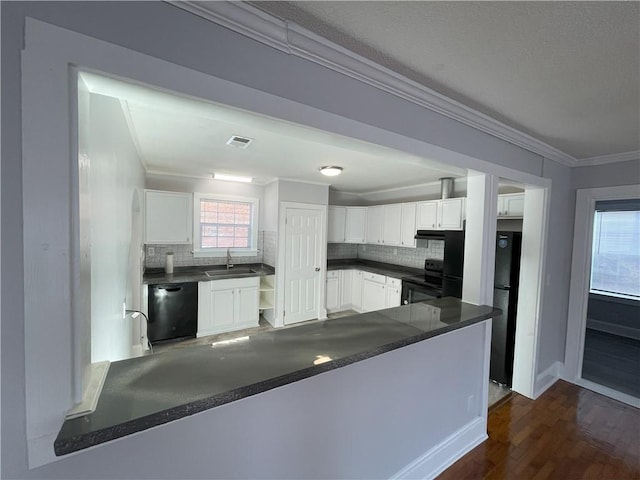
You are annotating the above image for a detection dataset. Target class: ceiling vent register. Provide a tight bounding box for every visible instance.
[226,135,253,148]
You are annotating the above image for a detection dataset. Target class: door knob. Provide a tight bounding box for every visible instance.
[315,267,320,272]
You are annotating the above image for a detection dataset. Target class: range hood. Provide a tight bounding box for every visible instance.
[414,230,445,241]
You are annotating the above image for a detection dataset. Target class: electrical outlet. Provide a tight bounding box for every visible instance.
[148,246,155,256]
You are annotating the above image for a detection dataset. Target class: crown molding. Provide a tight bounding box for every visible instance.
[576,150,640,167]
[171,1,579,167]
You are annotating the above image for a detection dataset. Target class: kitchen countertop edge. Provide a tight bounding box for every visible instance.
[53,303,496,457]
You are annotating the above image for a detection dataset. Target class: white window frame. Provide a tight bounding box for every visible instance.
[192,193,260,257]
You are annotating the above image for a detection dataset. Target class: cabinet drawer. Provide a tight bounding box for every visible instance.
[386,276,401,288]
[362,272,385,284]
[326,270,341,279]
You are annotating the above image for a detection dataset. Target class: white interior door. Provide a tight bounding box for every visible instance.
[284,207,323,324]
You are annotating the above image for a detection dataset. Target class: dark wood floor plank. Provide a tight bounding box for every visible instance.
[438,380,640,480]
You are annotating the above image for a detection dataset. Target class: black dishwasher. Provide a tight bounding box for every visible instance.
[148,282,198,343]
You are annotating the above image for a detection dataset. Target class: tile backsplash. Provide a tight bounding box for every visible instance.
[148,235,444,270]
[146,231,269,269]
[328,240,444,268]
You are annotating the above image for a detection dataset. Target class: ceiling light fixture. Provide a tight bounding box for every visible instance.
[319,166,343,177]
[213,173,253,183]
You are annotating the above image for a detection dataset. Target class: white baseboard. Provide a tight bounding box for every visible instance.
[391,417,487,480]
[534,361,562,399]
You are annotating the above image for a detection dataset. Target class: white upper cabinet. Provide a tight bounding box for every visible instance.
[416,201,438,230]
[144,190,192,244]
[439,198,465,230]
[344,207,367,243]
[328,206,346,243]
[366,205,384,244]
[382,204,402,246]
[497,193,525,218]
[416,198,465,231]
[400,202,417,248]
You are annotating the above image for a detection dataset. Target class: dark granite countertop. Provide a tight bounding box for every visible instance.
[327,258,424,278]
[143,263,275,284]
[54,298,500,456]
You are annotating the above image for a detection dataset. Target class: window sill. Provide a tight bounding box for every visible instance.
[589,291,640,306]
[192,249,258,258]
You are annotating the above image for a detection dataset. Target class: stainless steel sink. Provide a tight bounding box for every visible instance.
[205,268,257,277]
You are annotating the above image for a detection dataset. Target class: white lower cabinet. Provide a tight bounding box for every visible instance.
[340,270,352,310]
[385,277,401,308]
[326,269,401,314]
[351,270,363,312]
[198,277,259,337]
[362,277,387,312]
[325,271,341,312]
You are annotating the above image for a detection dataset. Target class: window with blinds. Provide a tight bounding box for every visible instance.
[590,201,640,299]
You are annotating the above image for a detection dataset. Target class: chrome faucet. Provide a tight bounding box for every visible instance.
[226,248,234,270]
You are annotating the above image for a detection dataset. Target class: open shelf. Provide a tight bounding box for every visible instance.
[259,275,275,310]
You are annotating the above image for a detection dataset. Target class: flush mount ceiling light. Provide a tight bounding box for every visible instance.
[226,135,253,149]
[213,173,253,183]
[319,166,343,177]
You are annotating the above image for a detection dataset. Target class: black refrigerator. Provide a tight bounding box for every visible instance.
[442,230,465,298]
[491,232,522,386]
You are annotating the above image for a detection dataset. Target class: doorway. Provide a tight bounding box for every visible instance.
[565,185,640,407]
[581,199,640,398]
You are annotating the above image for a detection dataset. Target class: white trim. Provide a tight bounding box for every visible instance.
[64,361,110,420]
[533,361,562,399]
[174,1,577,167]
[511,187,550,399]
[391,417,487,480]
[564,184,640,392]
[577,150,640,167]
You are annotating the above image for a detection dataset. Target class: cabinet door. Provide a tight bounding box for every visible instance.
[211,286,235,331]
[236,285,259,327]
[416,201,438,230]
[385,285,401,308]
[328,206,346,243]
[340,270,352,309]
[326,274,340,311]
[439,198,465,230]
[382,204,402,246]
[366,206,384,244]
[351,270,363,312]
[400,203,417,248]
[503,194,525,217]
[145,190,192,244]
[197,282,213,336]
[345,207,367,243]
[362,279,386,312]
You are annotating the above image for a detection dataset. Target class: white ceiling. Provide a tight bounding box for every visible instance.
[252,1,640,161]
[81,72,466,194]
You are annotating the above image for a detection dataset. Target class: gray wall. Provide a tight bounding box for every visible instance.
[1,1,573,477]
[571,158,640,190]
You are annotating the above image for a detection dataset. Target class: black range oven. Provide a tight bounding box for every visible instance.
[401,259,444,305]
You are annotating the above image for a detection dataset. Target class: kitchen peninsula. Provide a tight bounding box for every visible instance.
[55,298,499,478]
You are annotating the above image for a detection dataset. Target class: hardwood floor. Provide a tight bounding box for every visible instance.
[438,380,640,480]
